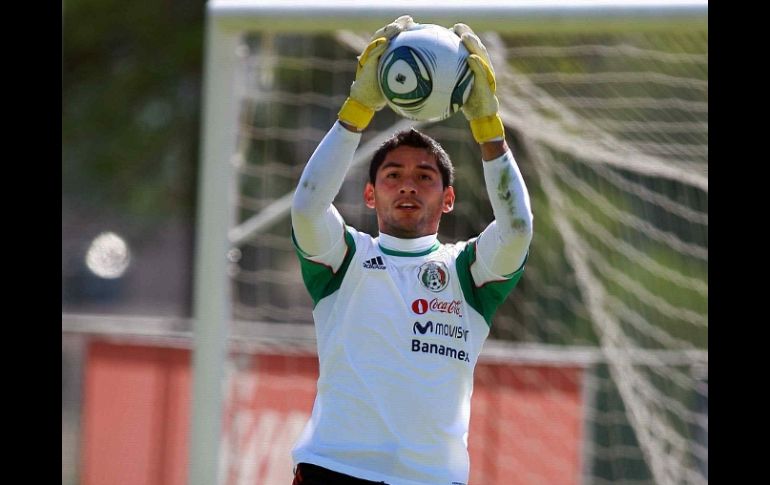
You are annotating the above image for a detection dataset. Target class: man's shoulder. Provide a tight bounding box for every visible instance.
[438,238,477,259]
[345,225,376,248]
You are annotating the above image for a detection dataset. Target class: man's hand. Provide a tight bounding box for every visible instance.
[339,15,416,132]
[453,23,505,144]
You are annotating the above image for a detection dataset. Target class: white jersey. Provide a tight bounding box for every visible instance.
[291,226,525,485]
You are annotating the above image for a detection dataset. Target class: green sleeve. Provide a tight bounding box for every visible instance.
[455,239,527,327]
[292,227,357,307]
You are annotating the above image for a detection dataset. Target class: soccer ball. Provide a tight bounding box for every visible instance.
[378,24,474,122]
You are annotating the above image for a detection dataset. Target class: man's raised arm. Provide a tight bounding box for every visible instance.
[292,16,414,259]
[454,23,534,279]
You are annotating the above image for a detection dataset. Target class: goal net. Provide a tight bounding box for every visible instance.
[197,3,707,484]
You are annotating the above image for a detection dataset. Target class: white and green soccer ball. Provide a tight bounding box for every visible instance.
[378,23,474,122]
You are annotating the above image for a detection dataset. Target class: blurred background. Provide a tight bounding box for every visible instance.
[62,0,203,317]
[62,1,204,483]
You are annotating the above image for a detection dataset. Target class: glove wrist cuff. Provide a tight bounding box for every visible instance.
[470,114,505,144]
[338,97,375,131]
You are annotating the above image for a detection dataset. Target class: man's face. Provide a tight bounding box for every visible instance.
[364,145,455,238]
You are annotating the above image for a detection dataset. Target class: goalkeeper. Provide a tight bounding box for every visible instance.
[290,16,533,485]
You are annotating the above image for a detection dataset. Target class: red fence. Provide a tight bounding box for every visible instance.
[80,340,585,485]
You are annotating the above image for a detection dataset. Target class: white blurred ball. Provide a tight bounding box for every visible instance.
[378,24,474,122]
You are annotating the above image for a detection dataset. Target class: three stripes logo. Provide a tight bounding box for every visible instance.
[362,255,386,270]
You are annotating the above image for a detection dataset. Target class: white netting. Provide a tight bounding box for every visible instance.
[227,25,707,485]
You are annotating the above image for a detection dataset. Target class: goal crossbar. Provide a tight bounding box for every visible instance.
[209,0,708,33]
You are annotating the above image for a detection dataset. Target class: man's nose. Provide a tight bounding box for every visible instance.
[399,178,417,194]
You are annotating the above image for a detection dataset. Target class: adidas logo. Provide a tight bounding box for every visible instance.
[362,256,386,270]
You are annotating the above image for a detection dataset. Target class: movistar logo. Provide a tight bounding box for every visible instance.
[413,320,468,341]
[413,320,433,334]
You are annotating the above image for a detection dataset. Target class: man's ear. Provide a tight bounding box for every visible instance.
[364,182,376,209]
[442,186,455,213]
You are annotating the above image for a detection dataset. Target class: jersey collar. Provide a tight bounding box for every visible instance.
[377,232,440,257]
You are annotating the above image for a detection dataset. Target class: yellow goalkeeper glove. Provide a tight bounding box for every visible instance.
[339,15,416,131]
[452,23,505,144]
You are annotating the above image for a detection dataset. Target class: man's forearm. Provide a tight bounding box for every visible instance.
[475,147,533,276]
[339,119,365,134]
[293,121,360,213]
[291,121,361,256]
[480,139,507,161]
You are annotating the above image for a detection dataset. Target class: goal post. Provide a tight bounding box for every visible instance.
[192,2,708,484]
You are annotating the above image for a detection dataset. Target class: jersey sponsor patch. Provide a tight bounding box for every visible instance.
[362,256,386,269]
[412,320,468,342]
[411,338,471,363]
[418,261,449,292]
[411,298,463,317]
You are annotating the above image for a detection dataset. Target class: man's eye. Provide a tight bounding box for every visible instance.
[386,172,398,178]
[420,174,432,181]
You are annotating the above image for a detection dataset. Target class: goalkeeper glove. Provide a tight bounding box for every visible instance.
[453,23,505,144]
[339,15,416,131]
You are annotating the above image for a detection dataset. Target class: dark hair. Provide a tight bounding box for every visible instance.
[369,129,454,188]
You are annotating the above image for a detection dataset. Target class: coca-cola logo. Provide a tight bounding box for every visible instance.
[411,298,463,317]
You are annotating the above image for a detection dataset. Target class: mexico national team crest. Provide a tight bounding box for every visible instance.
[418,261,449,292]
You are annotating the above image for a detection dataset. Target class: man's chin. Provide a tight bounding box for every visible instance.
[386,222,432,239]
[382,224,419,239]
